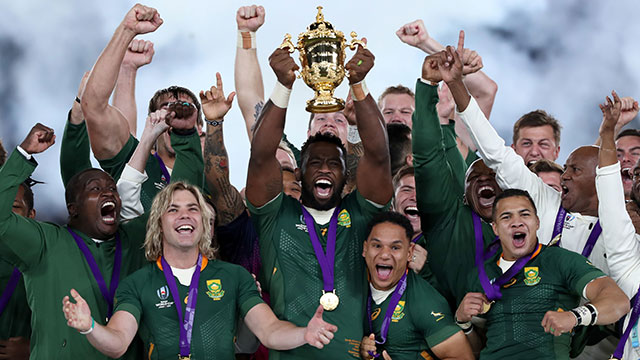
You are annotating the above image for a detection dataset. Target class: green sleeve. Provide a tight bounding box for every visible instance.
[246,193,284,250]
[60,113,92,187]
[113,273,143,324]
[411,276,461,348]
[0,150,51,271]
[350,189,391,219]
[441,122,467,193]
[236,265,265,317]
[170,130,204,189]
[281,133,301,166]
[552,248,607,296]
[465,151,479,168]
[412,80,463,231]
[98,135,138,182]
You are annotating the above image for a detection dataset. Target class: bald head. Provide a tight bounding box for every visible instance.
[561,146,598,216]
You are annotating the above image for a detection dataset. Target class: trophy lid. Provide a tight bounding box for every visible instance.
[307,6,335,32]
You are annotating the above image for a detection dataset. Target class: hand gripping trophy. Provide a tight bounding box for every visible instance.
[279,6,365,113]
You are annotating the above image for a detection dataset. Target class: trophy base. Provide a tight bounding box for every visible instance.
[305,97,345,113]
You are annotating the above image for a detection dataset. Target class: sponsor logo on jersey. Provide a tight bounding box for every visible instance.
[391,301,405,322]
[523,267,541,286]
[295,216,308,232]
[206,279,225,300]
[337,209,351,227]
[431,311,445,322]
[154,181,167,190]
[563,214,575,230]
[371,308,381,321]
[157,286,169,300]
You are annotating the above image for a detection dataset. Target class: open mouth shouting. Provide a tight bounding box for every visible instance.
[100,200,117,225]
[512,231,527,248]
[375,263,394,282]
[477,185,496,208]
[314,178,334,199]
[175,224,195,234]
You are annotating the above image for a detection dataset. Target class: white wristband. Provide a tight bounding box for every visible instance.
[571,305,594,326]
[16,146,32,160]
[347,124,361,144]
[79,317,95,335]
[349,80,369,101]
[270,81,292,109]
[237,30,256,49]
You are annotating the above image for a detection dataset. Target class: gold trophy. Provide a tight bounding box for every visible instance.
[279,6,365,113]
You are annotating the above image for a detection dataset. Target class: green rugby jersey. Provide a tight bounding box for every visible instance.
[99,131,204,211]
[366,271,460,360]
[0,150,148,359]
[60,115,92,188]
[0,258,31,339]
[248,191,389,359]
[412,80,495,309]
[466,245,606,360]
[114,258,263,360]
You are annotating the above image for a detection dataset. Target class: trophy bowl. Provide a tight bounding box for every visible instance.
[279,6,365,113]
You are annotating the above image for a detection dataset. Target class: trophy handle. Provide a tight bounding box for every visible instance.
[347,31,367,50]
[279,33,297,53]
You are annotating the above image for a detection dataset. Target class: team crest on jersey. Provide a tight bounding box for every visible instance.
[523,267,541,286]
[391,301,406,322]
[337,209,351,228]
[431,311,445,322]
[206,279,225,300]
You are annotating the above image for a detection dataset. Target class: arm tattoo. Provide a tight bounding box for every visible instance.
[250,100,265,133]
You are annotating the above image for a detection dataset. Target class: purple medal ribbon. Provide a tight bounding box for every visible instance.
[366,270,409,358]
[478,242,542,301]
[153,152,171,184]
[472,211,500,268]
[612,286,640,359]
[67,228,122,318]
[161,254,202,358]
[411,233,423,244]
[550,206,567,244]
[550,206,602,258]
[301,207,340,294]
[0,267,22,317]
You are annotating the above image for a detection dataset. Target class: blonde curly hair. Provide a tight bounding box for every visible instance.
[144,181,216,261]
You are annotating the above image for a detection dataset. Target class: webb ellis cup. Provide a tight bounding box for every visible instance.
[279,6,365,113]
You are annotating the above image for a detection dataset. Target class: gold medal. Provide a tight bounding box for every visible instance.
[319,290,339,311]
[480,301,493,314]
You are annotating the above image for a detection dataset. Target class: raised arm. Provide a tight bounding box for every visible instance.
[113,39,155,137]
[594,95,639,145]
[246,48,298,207]
[117,110,170,220]
[61,72,92,187]
[244,304,337,350]
[345,45,393,204]
[63,289,138,359]
[596,91,640,297]
[201,73,245,226]
[81,4,162,160]
[234,5,266,141]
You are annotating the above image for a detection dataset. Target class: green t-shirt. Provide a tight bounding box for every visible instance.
[60,115,92,188]
[99,131,204,211]
[0,259,31,339]
[0,150,148,359]
[466,246,606,360]
[412,80,495,309]
[366,271,460,360]
[114,258,263,360]
[248,191,389,359]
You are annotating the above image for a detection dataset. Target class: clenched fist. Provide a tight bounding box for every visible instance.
[121,4,163,35]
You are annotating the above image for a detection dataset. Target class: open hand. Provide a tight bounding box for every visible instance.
[200,73,236,121]
[345,40,374,84]
[599,90,622,135]
[19,123,55,154]
[122,39,154,70]
[121,4,163,35]
[304,305,338,349]
[62,289,93,332]
[269,48,299,89]
[237,5,265,32]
